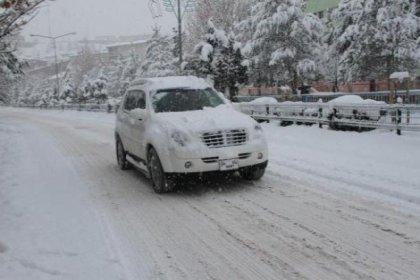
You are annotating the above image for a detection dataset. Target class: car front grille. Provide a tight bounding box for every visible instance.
[201,129,248,148]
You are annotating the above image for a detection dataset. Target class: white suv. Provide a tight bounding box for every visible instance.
[115,76,268,193]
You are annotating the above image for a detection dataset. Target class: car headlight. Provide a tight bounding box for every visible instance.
[171,130,190,147]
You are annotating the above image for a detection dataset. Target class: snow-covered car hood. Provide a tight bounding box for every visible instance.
[153,105,256,134]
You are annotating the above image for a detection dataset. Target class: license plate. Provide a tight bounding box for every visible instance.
[219,159,239,171]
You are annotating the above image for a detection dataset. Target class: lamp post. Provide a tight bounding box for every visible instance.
[177,0,182,66]
[160,0,195,67]
[30,32,76,97]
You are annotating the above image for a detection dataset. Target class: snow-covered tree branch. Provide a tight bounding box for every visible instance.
[141,30,178,78]
[185,0,252,49]
[0,0,48,104]
[329,0,420,83]
[0,0,47,40]
[237,0,324,94]
[185,20,248,99]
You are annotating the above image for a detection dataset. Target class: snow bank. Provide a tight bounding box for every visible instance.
[262,122,420,213]
[390,71,410,82]
[328,95,386,119]
[328,95,367,105]
[249,97,279,104]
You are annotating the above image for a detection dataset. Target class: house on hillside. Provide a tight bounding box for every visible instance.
[106,38,151,60]
[306,0,339,19]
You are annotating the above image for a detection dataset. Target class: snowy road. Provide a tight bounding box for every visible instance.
[1,108,420,280]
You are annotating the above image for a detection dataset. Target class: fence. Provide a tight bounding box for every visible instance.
[14,102,420,135]
[239,102,420,135]
[234,89,420,104]
[17,103,119,113]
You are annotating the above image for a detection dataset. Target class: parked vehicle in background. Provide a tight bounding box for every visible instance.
[327,95,387,131]
[115,76,269,193]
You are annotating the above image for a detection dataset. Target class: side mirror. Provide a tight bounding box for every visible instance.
[130,109,147,121]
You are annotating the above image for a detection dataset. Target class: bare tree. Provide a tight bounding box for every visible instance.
[0,0,48,104]
[0,0,47,40]
[185,0,250,50]
[72,39,99,88]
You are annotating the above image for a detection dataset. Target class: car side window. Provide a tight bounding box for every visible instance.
[134,90,146,110]
[124,90,146,111]
[124,92,135,111]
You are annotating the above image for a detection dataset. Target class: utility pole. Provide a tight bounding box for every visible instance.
[159,0,195,68]
[177,0,183,66]
[30,32,76,97]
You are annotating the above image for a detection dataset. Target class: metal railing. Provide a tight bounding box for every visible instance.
[239,102,420,135]
[16,103,120,113]
[12,102,420,135]
[234,89,420,104]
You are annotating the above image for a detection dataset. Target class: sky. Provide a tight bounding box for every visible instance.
[23,0,178,40]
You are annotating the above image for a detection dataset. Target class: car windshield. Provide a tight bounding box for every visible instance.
[151,88,225,113]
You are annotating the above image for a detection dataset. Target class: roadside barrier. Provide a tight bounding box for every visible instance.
[16,104,119,113]
[239,103,420,135]
[13,102,420,135]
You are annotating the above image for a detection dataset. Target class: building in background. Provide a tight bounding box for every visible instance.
[106,38,151,60]
[306,0,339,19]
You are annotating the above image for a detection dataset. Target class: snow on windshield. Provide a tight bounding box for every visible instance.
[151,88,225,113]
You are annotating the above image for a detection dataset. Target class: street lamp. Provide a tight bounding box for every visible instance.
[30,32,76,97]
[159,0,195,67]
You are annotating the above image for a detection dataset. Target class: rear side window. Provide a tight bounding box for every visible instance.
[124,90,146,111]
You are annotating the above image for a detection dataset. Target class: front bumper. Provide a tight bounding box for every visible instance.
[162,140,268,173]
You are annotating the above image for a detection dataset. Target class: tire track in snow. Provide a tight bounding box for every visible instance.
[264,163,420,248]
[269,158,420,208]
[6,109,420,280]
[236,178,420,279]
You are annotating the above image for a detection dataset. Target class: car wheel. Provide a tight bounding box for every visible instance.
[148,148,176,193]
[239,165,266,180]
[116,138,131,170]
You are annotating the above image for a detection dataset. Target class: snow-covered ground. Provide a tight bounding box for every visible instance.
[1,107,420,280]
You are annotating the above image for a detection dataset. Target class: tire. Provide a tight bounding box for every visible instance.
[239,164,266,181]
[116,138,131,170]
[148,148,176,193]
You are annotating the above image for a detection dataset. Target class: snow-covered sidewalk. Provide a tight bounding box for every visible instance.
[0,112,124,280]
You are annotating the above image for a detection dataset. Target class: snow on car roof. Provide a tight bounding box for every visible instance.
[129,76,211,91]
